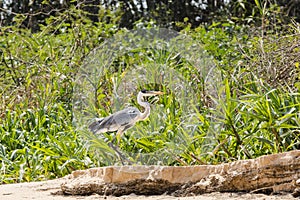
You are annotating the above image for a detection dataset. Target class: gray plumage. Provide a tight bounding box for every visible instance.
[89,107,140,134]
[89,90,163,143]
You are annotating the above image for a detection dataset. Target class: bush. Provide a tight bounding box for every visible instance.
[0,5,299,183]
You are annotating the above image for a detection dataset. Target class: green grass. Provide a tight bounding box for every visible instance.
[0,6,299,183]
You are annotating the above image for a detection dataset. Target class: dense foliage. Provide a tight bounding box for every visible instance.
[1,0,300,31]
[0,1,299,183]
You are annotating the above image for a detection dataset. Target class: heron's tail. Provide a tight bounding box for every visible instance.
[88,118,104,134]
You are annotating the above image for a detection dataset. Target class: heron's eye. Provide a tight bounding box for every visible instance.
[129,110,136,113]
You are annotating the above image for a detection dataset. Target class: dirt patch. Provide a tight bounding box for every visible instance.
[0,179,297,200]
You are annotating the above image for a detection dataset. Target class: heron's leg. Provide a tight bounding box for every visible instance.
[110,130,122,145]
[116,129,123,146]
[107,142,125,165]
[108,142,132,165]
[109,130,132,165]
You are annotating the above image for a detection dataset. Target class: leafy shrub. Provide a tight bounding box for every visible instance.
[0,4,299,183]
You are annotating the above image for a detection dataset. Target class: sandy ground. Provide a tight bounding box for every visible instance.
[0,178,297,200]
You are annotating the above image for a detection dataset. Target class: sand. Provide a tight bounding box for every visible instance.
[0,178,297,200]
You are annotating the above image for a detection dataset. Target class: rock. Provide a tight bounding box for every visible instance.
[292,179,300,197]
[61,150,300,196]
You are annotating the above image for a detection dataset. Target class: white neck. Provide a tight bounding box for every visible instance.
[137,91,151,120]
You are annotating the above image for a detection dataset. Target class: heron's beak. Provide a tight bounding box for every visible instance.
[148,91,164,95]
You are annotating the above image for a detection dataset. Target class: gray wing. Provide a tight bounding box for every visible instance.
[89,107,140,134]
[88,117,104,134]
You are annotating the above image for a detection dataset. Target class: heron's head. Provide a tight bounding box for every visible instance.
[140,90,164,97]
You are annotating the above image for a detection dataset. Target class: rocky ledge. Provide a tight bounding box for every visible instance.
[61,150,300,197]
